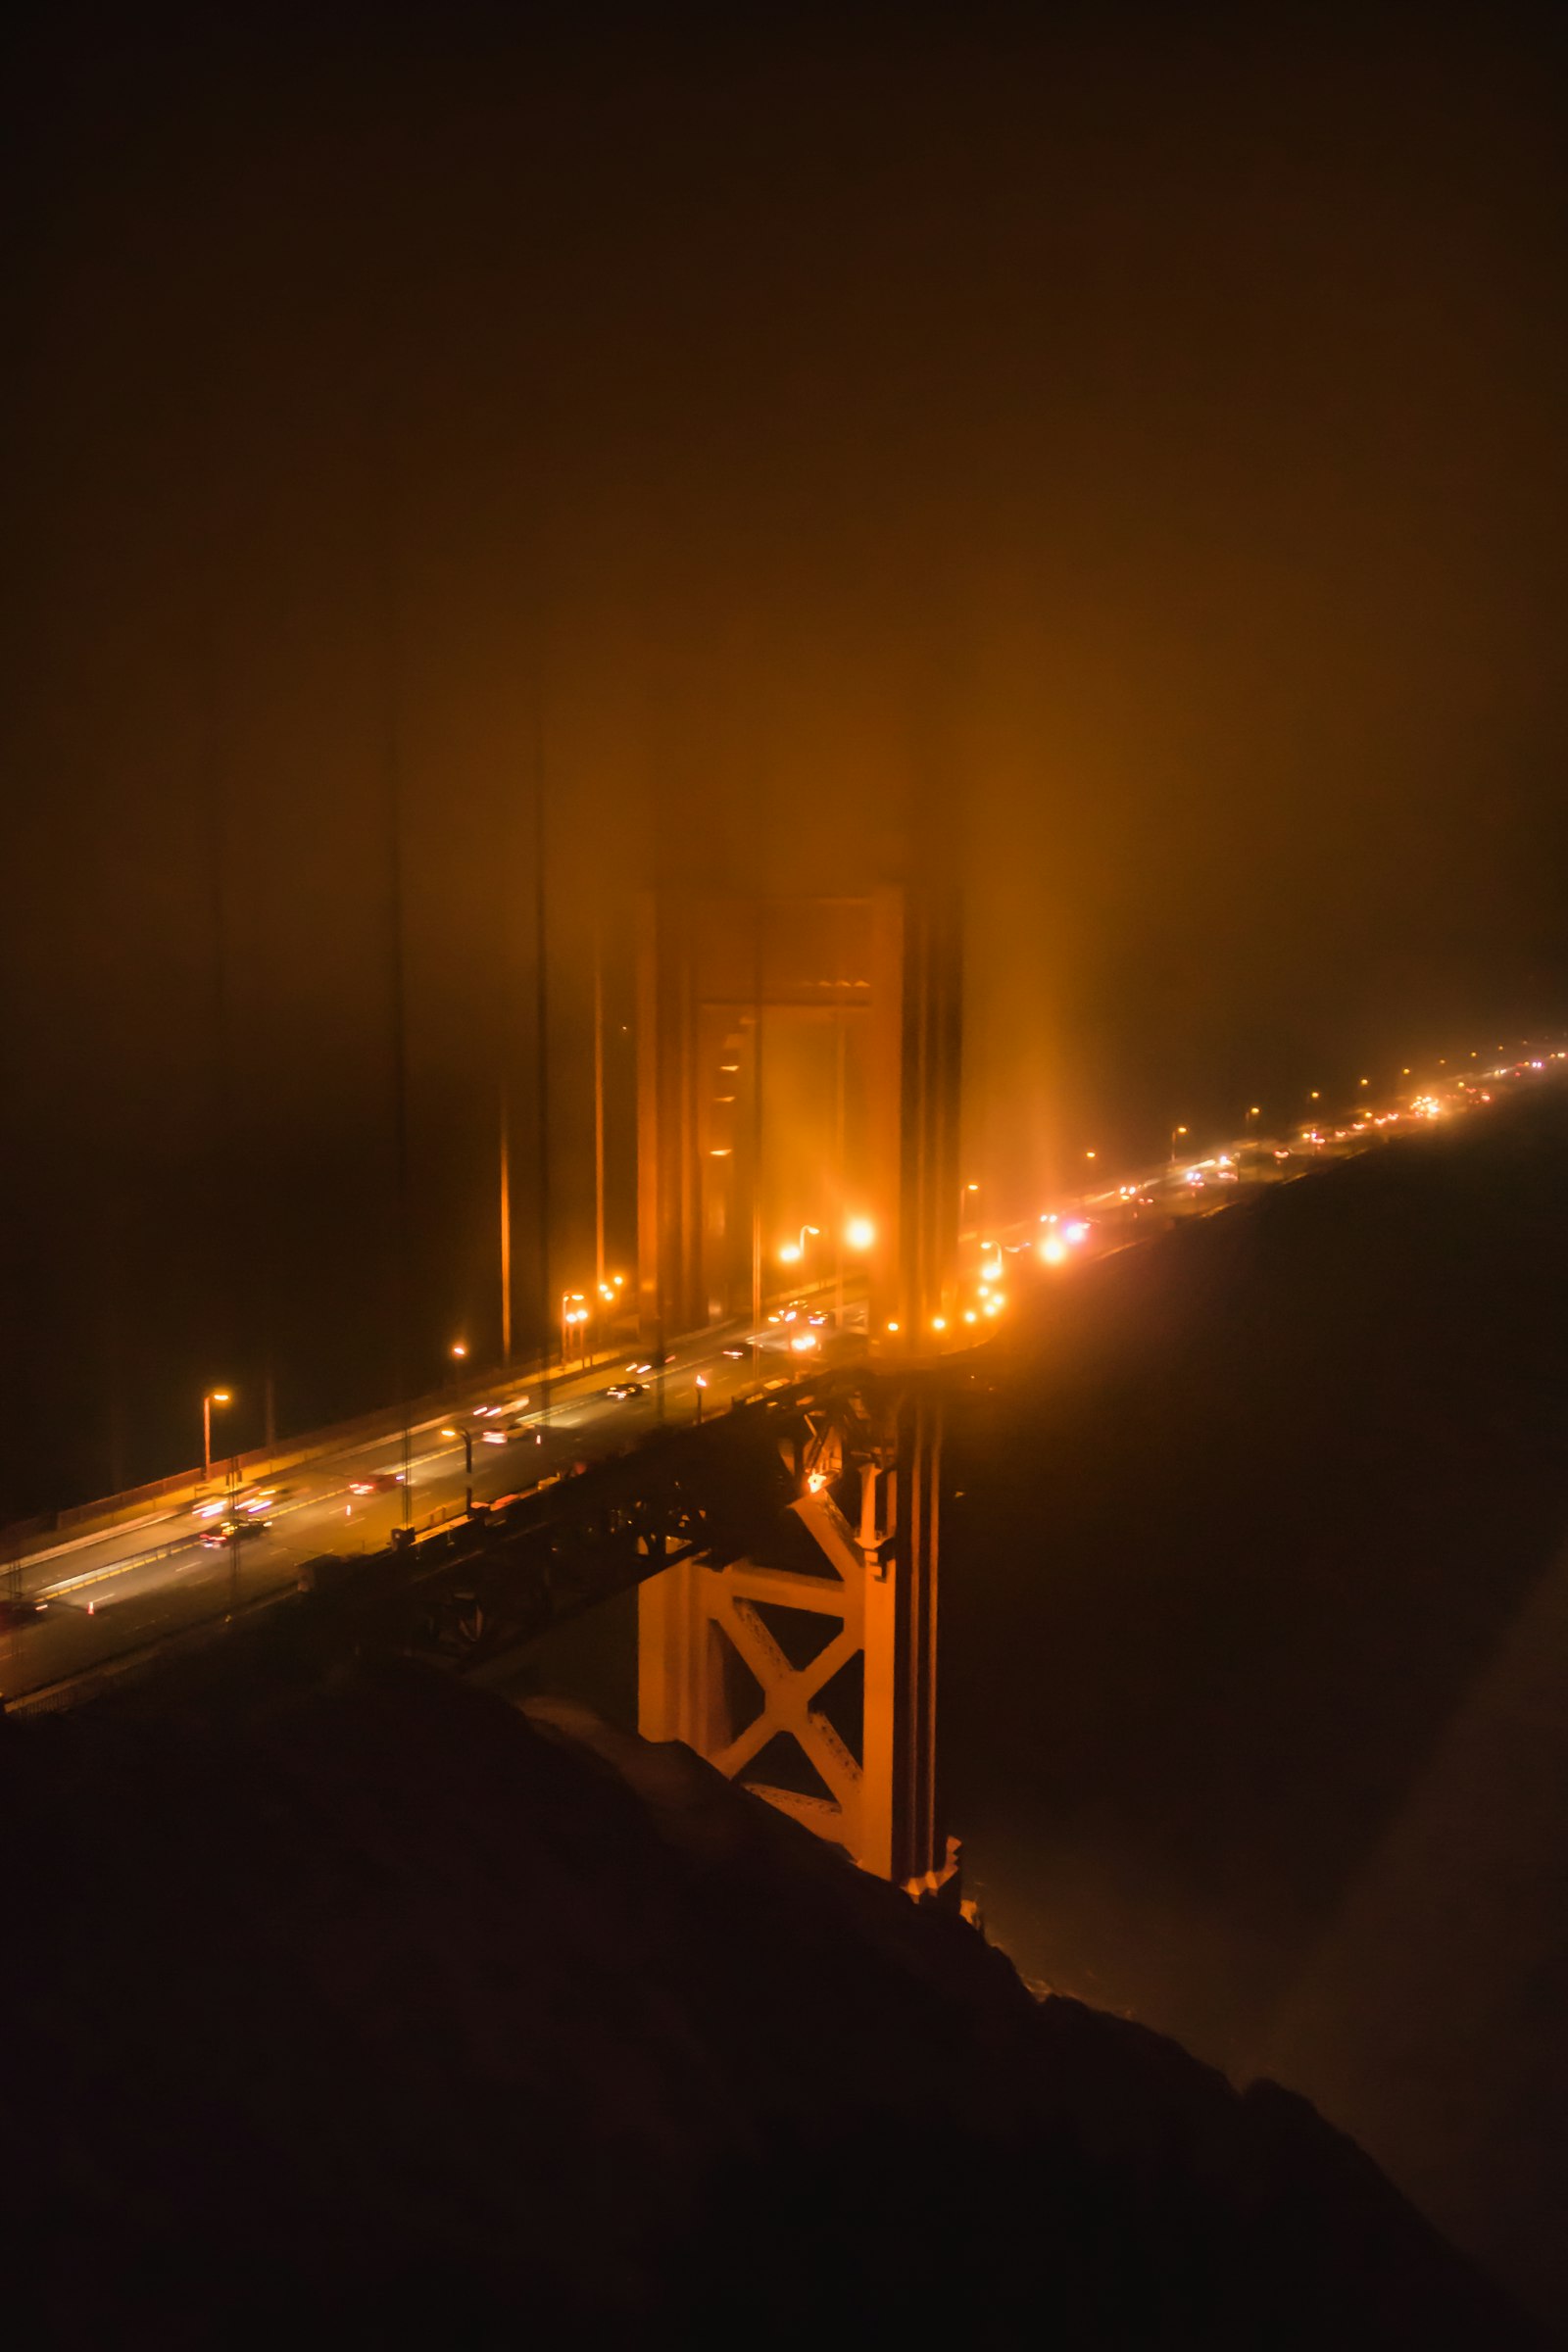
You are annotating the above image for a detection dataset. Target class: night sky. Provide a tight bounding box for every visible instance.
[3,4,1564,1512]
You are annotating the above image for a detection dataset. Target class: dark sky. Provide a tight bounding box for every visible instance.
[3,3,1564,1509]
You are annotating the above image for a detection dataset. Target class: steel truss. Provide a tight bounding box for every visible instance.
[639,1374,957,1900]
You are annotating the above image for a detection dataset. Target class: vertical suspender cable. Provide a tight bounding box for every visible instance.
[533,697,551,1423]
[381,529,414,1530]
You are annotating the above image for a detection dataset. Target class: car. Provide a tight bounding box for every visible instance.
[240,1485,291,1512]
[349,1471,404,1495]
[193,1481,289,1519]
[606,1381,647,1400]
[199,1516,270,1547]
[0,1597,52,1629]
[722,1346,747,1358]
[807,1309,828,1326]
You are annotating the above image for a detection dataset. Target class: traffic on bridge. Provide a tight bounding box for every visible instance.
[8,1040,1558,1713]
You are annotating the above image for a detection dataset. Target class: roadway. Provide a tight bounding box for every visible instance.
[5,1044,1560,1708]
[0,1307,860,1705]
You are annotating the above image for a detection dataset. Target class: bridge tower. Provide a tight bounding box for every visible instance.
[636,884,962,1897]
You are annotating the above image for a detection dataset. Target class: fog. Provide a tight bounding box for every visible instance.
[4,5,1563,1511]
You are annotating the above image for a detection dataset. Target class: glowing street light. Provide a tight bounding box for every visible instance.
[845,1215,875,1252]
[695,1373,708,1426]
[202,1388,231,1488]
[440,1425,474,1514]
[1169,1124,1188,1164]
[1243,1104,1262,1172]
[778,1223,820,1267]
[561,1292,590,1364]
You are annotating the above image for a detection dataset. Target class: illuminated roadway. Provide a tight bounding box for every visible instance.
[4,1046,1560,1708]
[0,1308,858,1704]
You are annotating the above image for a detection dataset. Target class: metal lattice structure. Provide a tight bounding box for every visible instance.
[634,878,961,1895]
[638,1376,954,1896]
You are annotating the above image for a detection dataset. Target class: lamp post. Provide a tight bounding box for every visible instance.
[440,1425,473,1516]
[1169,1124,1188,1166]
[773,1226,820,1317]
[202,1389,231,1488]
[695,1374,708,1427]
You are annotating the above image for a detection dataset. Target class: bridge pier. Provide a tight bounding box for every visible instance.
[637,1380,956,1895]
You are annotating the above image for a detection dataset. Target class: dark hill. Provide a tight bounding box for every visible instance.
[0,1666,1541,2345]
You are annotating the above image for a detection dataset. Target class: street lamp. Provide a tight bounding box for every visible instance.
[778,1223,820,1266]
[844,1215,875,1252]
[1243,1105,1262,1181]
[440,1425,473,1515]
[695,1373,708,1427]
[1169,1124,1188,1165]
[561,1293,589,1364]
[202,1389,231,1488]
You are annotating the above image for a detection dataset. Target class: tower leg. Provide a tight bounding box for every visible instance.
[636,1383,957,1903]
